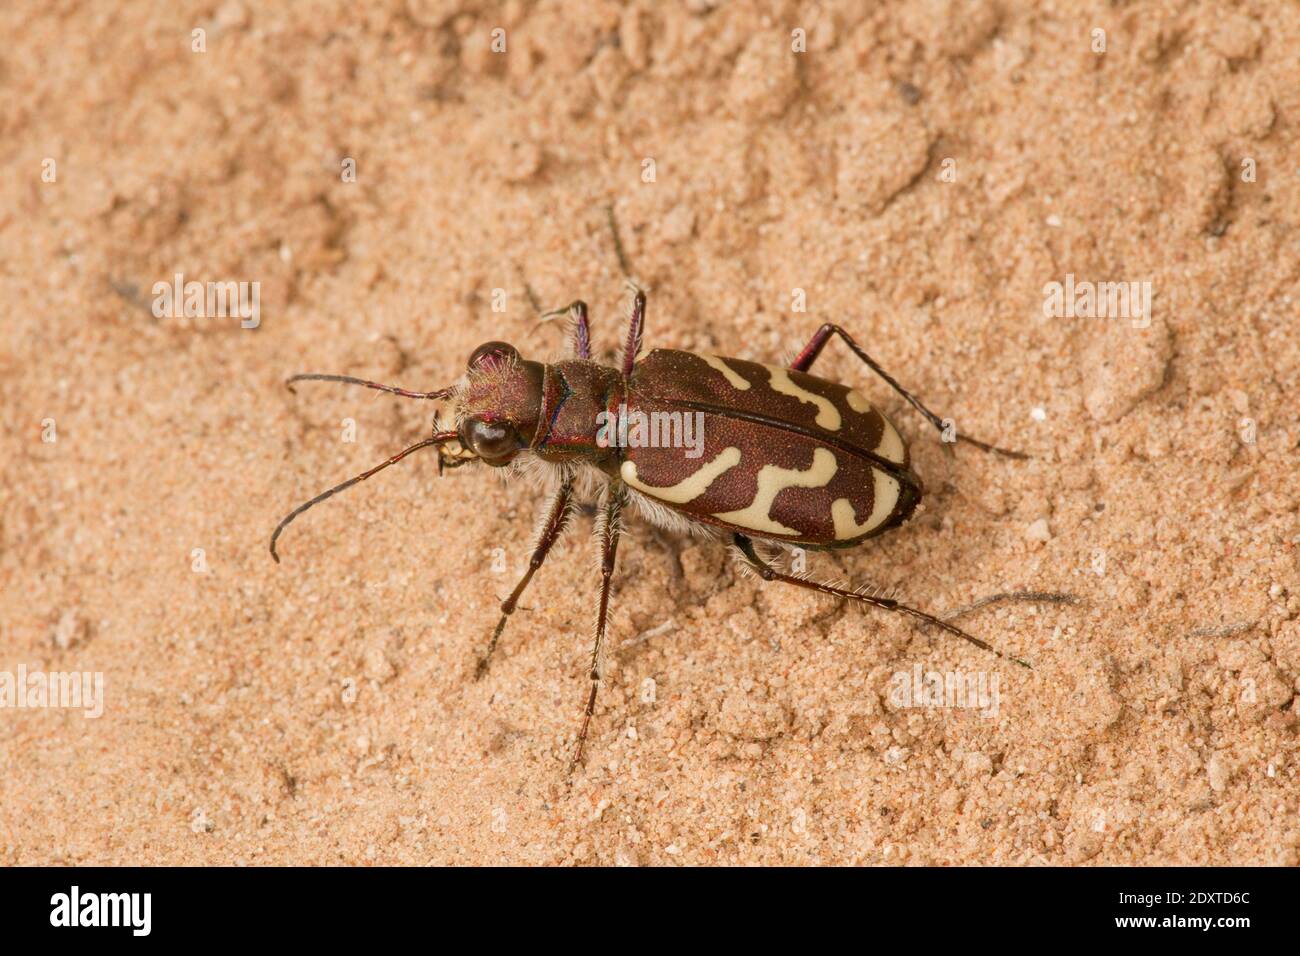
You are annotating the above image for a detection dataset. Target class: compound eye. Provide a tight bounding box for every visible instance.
[462,417,520,464]
[468,341,519,370]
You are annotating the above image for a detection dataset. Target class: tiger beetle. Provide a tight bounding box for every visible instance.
[271,287,1052,773]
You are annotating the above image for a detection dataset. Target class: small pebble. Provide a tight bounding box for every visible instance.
[885,745,910,765]
[51,610,89,649]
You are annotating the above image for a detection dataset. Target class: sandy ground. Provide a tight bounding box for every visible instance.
[1,0,1297,866]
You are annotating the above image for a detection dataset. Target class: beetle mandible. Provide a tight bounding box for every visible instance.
[271,287,1036,772]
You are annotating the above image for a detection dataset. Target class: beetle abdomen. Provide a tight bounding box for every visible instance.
[621,351,921,546]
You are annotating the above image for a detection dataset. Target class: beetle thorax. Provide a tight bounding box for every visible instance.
[532,361,625,465]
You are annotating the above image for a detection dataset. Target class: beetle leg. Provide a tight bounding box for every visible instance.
[569,485,626,774]
[606,200,645,375]
[537,300,592,360]
[475,476,574,680]
[569,301,592,360]
[732,534,1031,668]
[790,323,1028,460]
[940,590,1080,621]
[620,286,646,377]
[606,203,634,279]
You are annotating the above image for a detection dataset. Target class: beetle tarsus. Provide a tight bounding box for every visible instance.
[942,590,1081,621]
[606,203,634,280]
[567,678,600,776]
[474,613,510,681]
[732,534,1030,667]
[956,433,1031,460]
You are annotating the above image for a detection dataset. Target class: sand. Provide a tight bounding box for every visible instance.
[1,0,1296,865]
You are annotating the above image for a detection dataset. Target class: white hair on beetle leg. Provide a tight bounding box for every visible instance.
[522,464,575,555]
[850,581,902,603]
[568,461,610,503]
[730,544,759,577]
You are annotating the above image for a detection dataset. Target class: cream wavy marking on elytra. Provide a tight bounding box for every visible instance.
[620,446,742,504]
[846,389,906,464]
[831,471,901,539]
[763,365,842,431]
[699,353,752,390]
[713,447,839,536]
[701,355,895,448]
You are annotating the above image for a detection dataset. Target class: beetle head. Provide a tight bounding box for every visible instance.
[453,342,544,467]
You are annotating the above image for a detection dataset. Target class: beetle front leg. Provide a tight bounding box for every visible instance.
[731,534,1031,668]
[568,485,625,774]
[791,323,1027,459]
[475,476,574,680]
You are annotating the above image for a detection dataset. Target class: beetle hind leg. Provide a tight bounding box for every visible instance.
[732,535,1031,668]
[790,323,1028,460]
[941,589,1080,621]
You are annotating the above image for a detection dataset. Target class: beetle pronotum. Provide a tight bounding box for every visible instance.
[271,287,1059,772]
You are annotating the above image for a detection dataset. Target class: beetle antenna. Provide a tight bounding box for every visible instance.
[269,430,458,563]
[285,373,455,401]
